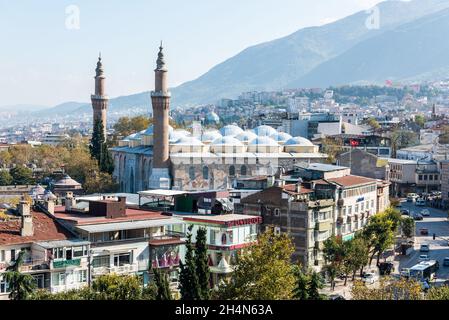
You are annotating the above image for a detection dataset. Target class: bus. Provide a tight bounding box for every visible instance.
[409,260,439,281]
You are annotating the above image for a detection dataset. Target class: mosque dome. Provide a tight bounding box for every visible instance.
[219,125,244,137]
[284,137,314,146]
[210,136,245,153]
[173,136,203,146]
[270,132,292,143]
[235,131,258,143]
[201,130,222,143]
[253,125,278,137]
[169,130,191,143]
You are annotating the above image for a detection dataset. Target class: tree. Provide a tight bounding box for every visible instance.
[293,267,325,300]
[83,171,119,194]
[153,268,172,300]
[344,236,369,281]
[0,170,13,186]
[367,118,380,130]
[321,137,344,164]
[414,114,425,128]
[92,274,144,300]
[179,225,201,300]
[113,116,152,138]
[351,278,422,300]
[3,251,36,300]
[0,150,12,168]
[400,217,415,239]
[90,119,105,162]
[195,227,210,300]
[322,235,345,290]
[99,142,114,175]
[10,166,34,185]
[427,285,449,300]
[218,228,296,300]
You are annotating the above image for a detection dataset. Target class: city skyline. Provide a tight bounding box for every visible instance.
[0,0,384,107]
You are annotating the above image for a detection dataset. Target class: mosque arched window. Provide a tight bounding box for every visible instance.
[229,165,235,177]
[202,166,209,180]
[189,167,195,180]
[240,165,247,176]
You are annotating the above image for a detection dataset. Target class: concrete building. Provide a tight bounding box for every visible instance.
[388,159,440,196]
[282,113,342,140]
[240,163,384,269]
[337,148,390,180]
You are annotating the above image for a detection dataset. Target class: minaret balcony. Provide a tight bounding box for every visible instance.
[151,90,171,97]
[91,94,109,100]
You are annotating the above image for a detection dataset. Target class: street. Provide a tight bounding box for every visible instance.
[321,201,449,298]
[395,201,449,285]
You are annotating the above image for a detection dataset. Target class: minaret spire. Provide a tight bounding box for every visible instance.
[91,53,109,138]
[149,43,171,189]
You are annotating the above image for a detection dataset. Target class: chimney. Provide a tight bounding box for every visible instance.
[65,192,76,212]
[46,199,55,215]
[19,201,33,237]
[295,183,301,193]
[274,179,285,187]
[267,175,275,187]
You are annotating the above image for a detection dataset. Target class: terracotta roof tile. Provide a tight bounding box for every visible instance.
[327,175,377,187]
[0,211,72,246]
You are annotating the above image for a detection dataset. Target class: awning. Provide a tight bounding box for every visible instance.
[138,190,187,197]
[75,217,184,233]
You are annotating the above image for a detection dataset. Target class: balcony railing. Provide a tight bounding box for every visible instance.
[92,263,138,276]
[20,259,50,272]
[91,231,185,247]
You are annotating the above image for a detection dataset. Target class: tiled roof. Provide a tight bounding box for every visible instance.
[327,175,377,187]
[0,211,72,245]
[283,184,313,195]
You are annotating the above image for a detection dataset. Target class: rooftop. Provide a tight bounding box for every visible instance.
[297,163,348,172]
[180,214,262,227]
[327,175,377,188]
[0,211,72,246]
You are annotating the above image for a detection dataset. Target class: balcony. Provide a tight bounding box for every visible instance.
[18,259,50,272]
[149,231,185,247]
[51,259,82,270]
[308,199,335,208]
[92,263,138,276]
[315,220,332,232]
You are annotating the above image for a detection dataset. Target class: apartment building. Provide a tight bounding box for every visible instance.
[388,159,440,196]
[175,213,261,287]
[0,201,87,299]
[52,195,186,287]
[240,163,385,269]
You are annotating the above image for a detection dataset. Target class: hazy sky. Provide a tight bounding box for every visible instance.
[0,0,385,106]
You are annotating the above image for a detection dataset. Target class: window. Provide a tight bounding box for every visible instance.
[0,250,4,262]
[73,246,85,258]
[274,227,281,235]
[52,272,66,286]
[371,200,375,210]
[0,276,8,293]
[189,167,195,180]
[274,208,280,217]
[229,165,235,176]
[361,202,364,211]
[92,255,110,268]
[347,206,352,215]
[52,247,64,259]
[76,270,87,283]
[342,206,347,215]
[210,230,216,244]
[424,175,428,181]
[429,175,433,181]
[32,275,45,289]
[202,166,209,180]
[366,201,369,210]
[114,253,131,267]
[240,165,247,176]
[355,204,359,213]
[10,249,16,262]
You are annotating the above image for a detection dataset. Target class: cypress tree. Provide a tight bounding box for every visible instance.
[179,225,200,300]
[195,227,210,300]
[90,119,105,162]
[100,142,114,174]
[153,268,172,300]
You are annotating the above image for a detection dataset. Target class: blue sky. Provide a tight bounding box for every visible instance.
[0,0,384,106]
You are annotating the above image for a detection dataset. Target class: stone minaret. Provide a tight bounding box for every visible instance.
[91,54,109,138]
[149,43,172,189]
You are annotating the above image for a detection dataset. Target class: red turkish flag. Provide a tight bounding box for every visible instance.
[350,139,359,147]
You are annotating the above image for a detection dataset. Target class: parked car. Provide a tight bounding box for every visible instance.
[420,228,429,235]
[420,244,430,252]
[400,209,410,216]
[413,214,424,221]
[362,272,378,284]
[378,262,395,275]
[421,280,430,292]
[407,193,418,202]
[328,294,345,300]
[400,268,410,278]
[419,254,430,262]
[420,209,430,217]
[443,257,449,267]
[416,198,426,206]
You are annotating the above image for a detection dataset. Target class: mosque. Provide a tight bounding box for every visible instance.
[109,45,327,193]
